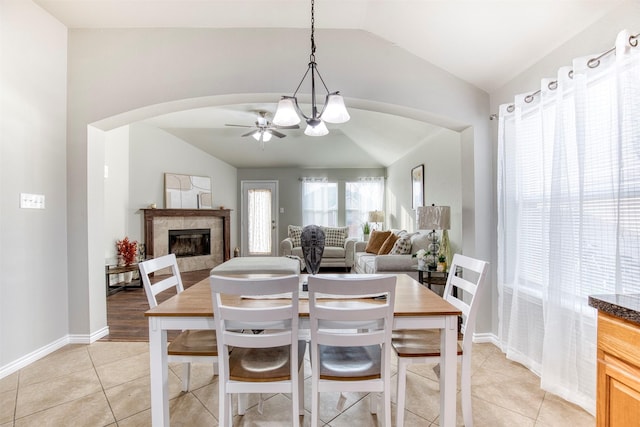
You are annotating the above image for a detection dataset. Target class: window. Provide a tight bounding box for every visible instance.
[346,178,384,237]
[301,179,338,226]
[301,177,384,237]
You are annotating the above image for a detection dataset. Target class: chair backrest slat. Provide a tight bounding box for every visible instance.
[138,254,184,308]
[442,254,489,349]
[308,275,396,349]
[210,274,299,351]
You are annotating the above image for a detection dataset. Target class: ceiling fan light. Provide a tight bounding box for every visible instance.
[252,132,261,141]
[273,97,300,126]
[304,120,329,136]
[322,93,350,124]
[262,131,273,142]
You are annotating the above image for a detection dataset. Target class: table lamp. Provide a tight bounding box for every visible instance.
[416,204,451,270]
[368,210,385,231]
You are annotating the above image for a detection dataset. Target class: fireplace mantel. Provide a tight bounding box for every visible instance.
[142,208,231,263]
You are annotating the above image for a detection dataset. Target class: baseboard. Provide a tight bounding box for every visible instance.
[472,332,500,347]
[68,326,110,344]
[0,335,69,379]
[0,326,110,379]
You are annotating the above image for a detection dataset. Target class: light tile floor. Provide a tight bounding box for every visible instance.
[1,341,594,426]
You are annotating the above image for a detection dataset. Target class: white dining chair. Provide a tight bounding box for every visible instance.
[307,274,396,427]
[392,253,489,427]
[139,254,218,392]
[210,274,305,427]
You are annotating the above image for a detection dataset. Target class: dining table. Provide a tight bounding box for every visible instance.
[145,273,462,427]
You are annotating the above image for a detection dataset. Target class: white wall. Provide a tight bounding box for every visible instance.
[0,0,68,368]
[386,129,463,253]
[104,126,130,261]
[127,123,238,250]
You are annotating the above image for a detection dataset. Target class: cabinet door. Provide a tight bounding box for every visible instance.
[598,351,640,427]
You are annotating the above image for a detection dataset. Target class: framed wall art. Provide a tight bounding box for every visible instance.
[164,173,213,209]
[411,164,424,209]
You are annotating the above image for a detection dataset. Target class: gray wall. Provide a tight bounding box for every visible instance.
[386,128,463,253]
[0,1,68,367]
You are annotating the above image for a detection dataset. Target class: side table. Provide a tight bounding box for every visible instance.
[105,263,142,296]
[413,266,448,291]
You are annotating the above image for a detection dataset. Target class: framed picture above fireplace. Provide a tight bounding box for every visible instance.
[164,173,212,209]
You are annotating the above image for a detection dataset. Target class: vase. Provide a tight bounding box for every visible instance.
[437,262,447,272]
[364,233,370,242]
[418,259,426,270]
[123,271,133,284]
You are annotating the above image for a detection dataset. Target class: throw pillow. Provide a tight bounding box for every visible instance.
[390,232,415,255]
[322,226,348,247]
[365,230,392,254]
[378,233,399,255]
[288,225,303,248]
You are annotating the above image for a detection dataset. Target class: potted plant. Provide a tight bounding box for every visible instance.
[116,237,138,266]
[413,248,428,269]
[362,222,371,241]
[116,237,138,283]
[437,254,447,272]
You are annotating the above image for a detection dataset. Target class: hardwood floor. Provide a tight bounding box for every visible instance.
[102,266,350,342]
[102,268,210,342]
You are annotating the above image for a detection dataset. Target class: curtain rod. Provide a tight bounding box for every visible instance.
[489,32,638,120]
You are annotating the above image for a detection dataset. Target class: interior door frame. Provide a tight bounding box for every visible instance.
[240,180,279,257]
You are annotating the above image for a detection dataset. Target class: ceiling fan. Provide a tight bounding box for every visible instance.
[225,111,299,149]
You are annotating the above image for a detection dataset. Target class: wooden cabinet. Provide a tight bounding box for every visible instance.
[596,311,640,426]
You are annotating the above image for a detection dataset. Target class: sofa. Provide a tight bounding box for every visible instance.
[280,225,357,270]
[352,230,431,281]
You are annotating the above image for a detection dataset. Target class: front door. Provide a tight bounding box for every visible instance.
[241,181,278,256]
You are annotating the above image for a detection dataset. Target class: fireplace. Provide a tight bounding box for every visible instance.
[168,228,211,258]
[143,208,230,273]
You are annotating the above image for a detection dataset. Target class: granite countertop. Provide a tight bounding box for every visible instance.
[589,294,640,325]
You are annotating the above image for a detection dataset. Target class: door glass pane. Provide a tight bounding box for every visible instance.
[248,189,272,255]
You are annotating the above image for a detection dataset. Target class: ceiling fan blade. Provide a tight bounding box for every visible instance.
[274,124,300,130]
[242,130,259,137]
[225,124,253,128]
[270,130,286,138]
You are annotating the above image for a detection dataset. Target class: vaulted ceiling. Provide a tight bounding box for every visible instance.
[35,0,624,168]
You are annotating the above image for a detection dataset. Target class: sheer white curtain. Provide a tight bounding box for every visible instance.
[301,178,338,226]
[497,30,640,414]
[346,177,385,237]
[247,188,272,255]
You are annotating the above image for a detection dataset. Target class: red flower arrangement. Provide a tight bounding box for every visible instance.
[116,237,138,266]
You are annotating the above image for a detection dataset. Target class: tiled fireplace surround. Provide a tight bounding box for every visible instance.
[142,209,231,272]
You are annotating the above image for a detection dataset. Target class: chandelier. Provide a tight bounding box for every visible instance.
[272,0,350,136]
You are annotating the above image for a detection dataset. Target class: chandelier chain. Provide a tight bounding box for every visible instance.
[310,0,316,61]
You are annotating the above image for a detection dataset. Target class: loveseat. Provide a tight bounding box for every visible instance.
[280,225,357,270]
[352,230,431,280]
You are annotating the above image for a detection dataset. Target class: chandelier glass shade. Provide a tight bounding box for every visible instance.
[272,0,350,136]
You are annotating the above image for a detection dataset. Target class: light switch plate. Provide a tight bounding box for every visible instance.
[20,193,45,209]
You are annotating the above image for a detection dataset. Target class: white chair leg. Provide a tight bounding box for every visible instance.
[383,389,391,427]
[461,354,473,427]
[298,366,304,416]
[311,378,319,427]
[396,358,408,427]
[237,393,247,415]
[212,361,218,377]
[182,362,191,392]
[227,394,233,427]
[369,392,379,414]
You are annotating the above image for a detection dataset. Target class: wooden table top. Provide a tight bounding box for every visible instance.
[145,273,461,319]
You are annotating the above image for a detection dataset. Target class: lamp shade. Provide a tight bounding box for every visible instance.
[304,120,329,136]
[368,210,385,223]
[273,97,301,126]
[322,93,350,124]
[417,205,450,230]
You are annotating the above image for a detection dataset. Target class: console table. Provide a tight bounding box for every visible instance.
[413,266,448,290]
[105,263,142,296]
